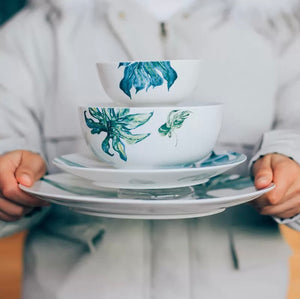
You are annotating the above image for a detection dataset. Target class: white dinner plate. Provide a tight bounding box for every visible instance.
[52,151,247,189]
[20,173,274,219]
[69,209,225,219]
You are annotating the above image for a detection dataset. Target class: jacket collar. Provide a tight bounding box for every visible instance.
[42,0,163,60]
[105,0,164,60]
[42,0,300,58]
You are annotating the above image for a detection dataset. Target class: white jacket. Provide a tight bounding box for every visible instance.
[0,0,300,298]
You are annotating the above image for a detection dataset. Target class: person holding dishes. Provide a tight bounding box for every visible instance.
[0,0,299,298]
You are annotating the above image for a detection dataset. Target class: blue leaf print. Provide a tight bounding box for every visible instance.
[142,63,164,91]
[193,174,255,198]
[84,108,153,162]
[152,61,178,90]
[118,112,154,130]
[118,61,178,99]
[101,135,113,157]
[119,62,137,98]
[158,110,192,139]
[133,63,148,93]
[200,152,238,167]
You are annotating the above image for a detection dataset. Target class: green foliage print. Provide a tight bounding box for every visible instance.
[158,110,192,144]
[118,61,178,98]
[84,108,153,161]
[193,174,255,198]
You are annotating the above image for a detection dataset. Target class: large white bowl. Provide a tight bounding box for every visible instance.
[79,104,222,169]
[96,60,202,106]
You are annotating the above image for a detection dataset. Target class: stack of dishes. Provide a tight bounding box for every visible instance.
[21,60,274,219]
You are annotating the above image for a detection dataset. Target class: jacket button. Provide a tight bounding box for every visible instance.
[119,11,126,20]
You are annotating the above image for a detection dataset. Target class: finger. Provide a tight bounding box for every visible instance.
[249,185,281,209]
[0,197,33,217]
[258,194,300,216]
[0,210,22,222]
[249,194,269,209]
[0,153,49,207]
[0,178,49,207]
[276,207,300,219]
[252,155,273,189]
[265,161,295,205]
[15,152,46,187]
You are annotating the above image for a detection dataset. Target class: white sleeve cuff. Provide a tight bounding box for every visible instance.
[0,137,42,156]
[249,129,300,170]
[273,214,300,232]
[0,207,50,238]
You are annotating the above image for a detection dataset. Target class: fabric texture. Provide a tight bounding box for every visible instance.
[0,0,299,298]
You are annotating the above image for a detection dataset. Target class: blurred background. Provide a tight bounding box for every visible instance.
[0,0,27,26]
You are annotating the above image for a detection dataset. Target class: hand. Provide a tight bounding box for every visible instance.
[0,150,49,222]
[251,153,300,219]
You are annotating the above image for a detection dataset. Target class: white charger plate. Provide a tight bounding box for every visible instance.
[52,151,247,189]
[69,209,225,219]
[20,173,274,219]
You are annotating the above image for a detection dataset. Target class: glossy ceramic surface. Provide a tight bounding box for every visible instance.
[79,104,222,168]
[53,151,246,189]
[96,60,202,105]
[20,173,275,219]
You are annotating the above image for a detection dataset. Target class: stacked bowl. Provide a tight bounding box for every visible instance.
[53,59,249,192]
[81,60,223,170]
[48,60,251,217]
[20,59,276,220]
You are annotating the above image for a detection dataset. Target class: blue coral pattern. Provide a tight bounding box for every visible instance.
[118,61,178,98]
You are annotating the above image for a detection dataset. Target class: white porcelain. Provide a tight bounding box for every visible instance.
[52,151,246,189]
[68,209,225,220]
[96,60,202,106]
[79,104,223,169]
[20,173,275,220]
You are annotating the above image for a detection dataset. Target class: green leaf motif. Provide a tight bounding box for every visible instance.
[193,174,255,198]
[84,108,153,162]
[158,110,192,139]
[118,61,178,99]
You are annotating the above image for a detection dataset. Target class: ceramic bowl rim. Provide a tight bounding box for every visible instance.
[79,102,223,110]
[96,59,202,66]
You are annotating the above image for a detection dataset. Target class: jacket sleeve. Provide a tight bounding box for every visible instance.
[0,9,53,156]
[0,208,50,238]
[0,7,53,237]
[249,33,300,230]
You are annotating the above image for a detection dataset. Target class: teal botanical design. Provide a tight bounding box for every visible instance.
[84,108,153,161]
[118,61,178,98]
[56,157,86,168]
[158,110,192,142]
[42,177,116,197]
[200,152,241,167]
[193,174,255,199]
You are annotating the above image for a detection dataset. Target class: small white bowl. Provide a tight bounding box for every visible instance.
[79,104,223,169]
[96,60,202,106]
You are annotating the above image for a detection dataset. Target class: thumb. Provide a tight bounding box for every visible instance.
[15,152,47,187]
[252,155,273,189]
